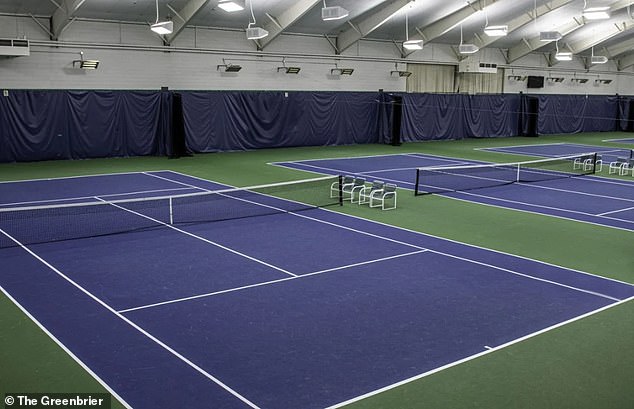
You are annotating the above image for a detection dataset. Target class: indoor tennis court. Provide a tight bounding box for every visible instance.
[2,1,634,409]
[1,170,632,408]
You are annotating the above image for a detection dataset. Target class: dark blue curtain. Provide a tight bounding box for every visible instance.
[463,94,520,138]
[401,94,466,141]
[0,91,70,162]
[0,90,164,162]
[401,94,521,141]
[181,91,380,152]
[536,94,618,134]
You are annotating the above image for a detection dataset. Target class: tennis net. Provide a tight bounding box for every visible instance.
[0,175,342,249]
[414,153,598,196]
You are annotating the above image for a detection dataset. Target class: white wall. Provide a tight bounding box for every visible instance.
[1,15,634,94]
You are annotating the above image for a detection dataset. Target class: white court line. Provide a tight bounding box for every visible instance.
[269,152,480,166]
[325,295,634,409]
[0,187,196,208]
[448,189,634,227]
[0,286,133,409]
[517,182,634,203]
[269,152,417,165]
[428,248,620,301]
[146,171,423,252]
[279,162,414,187]
[603,138,634,143]
[597,205,634,216]
[166,170,634,288]
[118,250,429,314]
[0,170,173,184]
[419,168,634,203]
[130,173,624,306]
[0,228,261,409]
[93,197,298,278]
[480,146,625,158]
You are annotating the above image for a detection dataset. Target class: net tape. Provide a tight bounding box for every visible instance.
[0,175,341,249]
[414,153,598,195]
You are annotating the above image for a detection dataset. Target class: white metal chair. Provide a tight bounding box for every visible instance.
[358,180,385,205]
[583,155,601,172]
[608,157,628,174]
[621,159,634,176]
[331,175,353,199]
[369,183,397,210]
[342,177,365,202]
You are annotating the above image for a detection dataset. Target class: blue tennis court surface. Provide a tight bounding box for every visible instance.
[481,142,633,164]
[274,153,634,231]
[1,170,633,409]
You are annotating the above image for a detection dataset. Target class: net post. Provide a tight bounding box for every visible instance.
[414,168,420,196]
[592,152,598,175]
[169,197,174,224]
[338,175,344,206]
[516,163,521,182]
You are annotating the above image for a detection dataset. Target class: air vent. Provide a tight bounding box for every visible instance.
[0,38,30,56]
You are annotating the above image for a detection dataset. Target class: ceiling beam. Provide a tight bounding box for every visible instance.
[550,20,634,66]
[617,52,634,70]
[507,17,584,63]
[402,0,505,57]
[336,0,411,54]
[163,0,211,45]
[507,0,634,63]
[468,0,574,51]
[258,0,321,50]
[50,0,87,40]
[604,36,634,58]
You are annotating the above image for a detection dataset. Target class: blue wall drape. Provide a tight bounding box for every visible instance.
[401,94,520,141]
[0,90,163,162]
[181,91,380,152]
[0,90,627,163]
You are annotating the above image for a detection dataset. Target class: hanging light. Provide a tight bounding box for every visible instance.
[590,47,608,64]
[458,24,479,54]
[150,0,173,35]
[402,7,422,50]
[483,3,507,37]
[246,0,268,39]
[321,0,349,21]
[218,0,245,12]
[554,41,573,61]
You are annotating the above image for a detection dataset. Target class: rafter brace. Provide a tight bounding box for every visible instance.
[336,0,411,54]
[402,0,503,57]
[257,0,322,50]
[50,0,87,40]
[163,0,211,45]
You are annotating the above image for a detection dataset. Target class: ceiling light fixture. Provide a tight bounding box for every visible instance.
[547,76,564,82]
[483,3,507,37]
[402,6,422,50]
[72,52,99,69]
[246,0,268,39]
[277,58,301,74]
[595,78,612,84]
[458,24,479,54]
[590,47,608,64]
[321,0,349,21]
[151,0,173,35]
[331,64,354,76]
[540,31,562,41]
[554,41,572,61]
[217,59,242,72]
[391,63,412,77]
[582,6,610,20]
[484,25,508,37]
[571,77,588,83]
[218,0,245,12]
